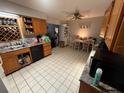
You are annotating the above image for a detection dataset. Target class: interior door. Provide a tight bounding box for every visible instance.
[48,24,59,48]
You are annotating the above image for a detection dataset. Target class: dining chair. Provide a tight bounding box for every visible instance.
[73,41,80,50]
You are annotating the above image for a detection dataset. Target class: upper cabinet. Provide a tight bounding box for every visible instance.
[105,0,124,50]
[100,2,114,38]
[101,0,124,54]
[18,16,35,37]
[32,18,47,35]
[18,16,47,37]
[113,17,124,54]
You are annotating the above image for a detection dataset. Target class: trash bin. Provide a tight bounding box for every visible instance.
[59,41,65,48]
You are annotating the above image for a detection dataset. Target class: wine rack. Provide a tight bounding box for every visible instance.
[0,17,21,42]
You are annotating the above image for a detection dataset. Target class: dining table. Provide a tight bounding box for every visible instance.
[73,39,95,52]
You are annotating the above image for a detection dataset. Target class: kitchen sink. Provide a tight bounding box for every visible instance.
[0,44,25,53]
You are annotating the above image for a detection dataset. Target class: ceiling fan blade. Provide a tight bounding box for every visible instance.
[77,17,82,20]
[79,14,84,18]
[63,11,74,15]
[64,9,88,20]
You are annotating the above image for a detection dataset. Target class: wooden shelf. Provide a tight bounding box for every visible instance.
[22,16,35,36]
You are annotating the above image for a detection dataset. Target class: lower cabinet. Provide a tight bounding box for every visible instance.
[1,52,21,75]
[1,48,32,75]
[1,43,52,75]
[43,43,52,57]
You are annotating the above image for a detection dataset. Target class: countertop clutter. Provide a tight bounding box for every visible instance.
[79,50,122,93]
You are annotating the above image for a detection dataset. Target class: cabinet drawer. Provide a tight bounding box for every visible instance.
[44,50,51,56]
[1,48,30,58]
[43,43,51,47]
[15,48,30,55]
[2,56,21,75]
[43,46,51,51]
[1,52,15,58]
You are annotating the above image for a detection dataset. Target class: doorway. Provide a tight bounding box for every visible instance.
[47,24,60,48]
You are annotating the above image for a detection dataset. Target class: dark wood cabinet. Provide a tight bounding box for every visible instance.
[32,18,47,35]
[113,16,124,54]
[79,81,102,93]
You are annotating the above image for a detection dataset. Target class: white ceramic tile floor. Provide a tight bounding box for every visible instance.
[1,47,89,93]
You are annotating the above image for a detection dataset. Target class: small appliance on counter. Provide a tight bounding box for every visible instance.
[36,35,42,43]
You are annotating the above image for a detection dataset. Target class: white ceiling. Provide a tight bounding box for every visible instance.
[8,0,113,21]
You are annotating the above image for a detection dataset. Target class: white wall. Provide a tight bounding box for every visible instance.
[68,16,104,38]
[0,0,60,24]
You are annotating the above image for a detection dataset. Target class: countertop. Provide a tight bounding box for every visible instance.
[0,42,44,54]
[80,50,122,93]
[0,79,8,93]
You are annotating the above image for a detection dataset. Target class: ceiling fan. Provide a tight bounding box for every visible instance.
[64,9,85,20]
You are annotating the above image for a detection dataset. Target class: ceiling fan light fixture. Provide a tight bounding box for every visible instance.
[65,9,86,20]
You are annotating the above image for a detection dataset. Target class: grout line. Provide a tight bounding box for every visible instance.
[3,47,90,93]
[18,71,35,93]
[11,75,20,93]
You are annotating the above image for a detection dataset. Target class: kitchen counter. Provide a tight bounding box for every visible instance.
[80,50,122,93]
[0,42,52,75]
[0,42,43,54]
[0,79,8,93]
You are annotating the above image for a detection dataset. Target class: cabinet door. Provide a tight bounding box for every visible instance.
[40,19,47,35]
[32,18,47,35]
[105,0,124,50]
[113,17,124,54]
[2,53,21,75]
[100,2,114,38]
[43,43,52,57]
